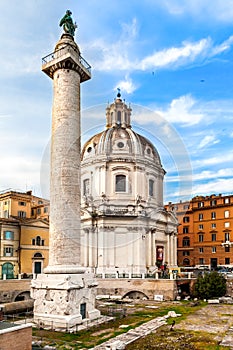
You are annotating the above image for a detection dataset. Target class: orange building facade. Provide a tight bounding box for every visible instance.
[167,194,233,269]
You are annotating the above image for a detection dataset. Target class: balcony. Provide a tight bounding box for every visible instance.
[42,46,91,74]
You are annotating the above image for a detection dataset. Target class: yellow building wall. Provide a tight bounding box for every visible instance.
[20,224,49,274]
[9,198,31,218]
[0,191,49,220]
[0,222,20,278]
[0,191,50,277]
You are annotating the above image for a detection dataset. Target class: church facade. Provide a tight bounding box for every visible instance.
[80,93,178,277]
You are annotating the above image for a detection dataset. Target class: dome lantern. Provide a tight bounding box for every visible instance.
[106,91,132,129]
[82,96,163,167]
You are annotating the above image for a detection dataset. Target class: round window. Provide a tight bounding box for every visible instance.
[87,146,92,153]
[147,148,151,155]
[117,142,124,148]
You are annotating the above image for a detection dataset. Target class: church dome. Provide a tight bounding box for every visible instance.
[80,94,178,277]
[81,94,162,168]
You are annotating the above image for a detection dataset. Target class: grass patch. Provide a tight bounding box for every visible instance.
[125,328,232,350]
[32,301,208,349]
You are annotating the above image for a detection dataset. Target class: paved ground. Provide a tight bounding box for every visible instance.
[27,301,233,349]
[176,304,233,348]
[91,315,167,349]
[92,303,233,349]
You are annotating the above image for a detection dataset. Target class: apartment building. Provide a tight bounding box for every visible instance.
[167,194,233,269]
[0,190,49,220]
[0,190,49,278]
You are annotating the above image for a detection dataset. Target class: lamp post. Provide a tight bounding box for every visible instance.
[221,240,232,248]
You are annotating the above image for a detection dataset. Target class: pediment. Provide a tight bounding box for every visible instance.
[20,218,49,228]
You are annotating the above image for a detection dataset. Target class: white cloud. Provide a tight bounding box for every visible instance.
[120,17,138,40]
[192,152,233,170]
[156,95,204,126]
[198,135,220,149]
[139,38,211,70]
[132,108,163,126]
[2,9,232,81]
[114,75,137,94]
[192,178,233,196]
[88,38,132,72]
[211,35,233,55]
[130,95,204,126]
[87,18,138,72]
[166,178,233,201]
[87,18,233,74]
[167,168,233,183]
[195,169,233,180]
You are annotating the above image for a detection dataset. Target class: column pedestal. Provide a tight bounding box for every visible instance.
[31,273,100,330]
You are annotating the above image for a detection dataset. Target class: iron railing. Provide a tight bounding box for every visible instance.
[42,46,91,73]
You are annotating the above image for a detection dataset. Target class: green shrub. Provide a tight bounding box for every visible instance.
[192,271,226,299]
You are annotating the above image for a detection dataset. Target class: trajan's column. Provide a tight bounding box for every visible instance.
[31,10,100,329]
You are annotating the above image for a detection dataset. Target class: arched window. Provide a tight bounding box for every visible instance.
[183,258,190,266]
[117,111,121,124]
[2,262,14,279]
[115,175,126,192]
[34,252,43,258]
[32,236,44,246]
[182,237,190,247]
[83,179,90,195]
[149,179,154,197]
[124,112,127,123]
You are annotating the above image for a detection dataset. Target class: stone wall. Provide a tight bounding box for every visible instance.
[0,278,178,303]
[226,278,233,297]
[96,278,178,300]
[1,277,233,305]
[0,280,31,303]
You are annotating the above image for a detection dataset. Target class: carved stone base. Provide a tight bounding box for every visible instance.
[31,273,101,330]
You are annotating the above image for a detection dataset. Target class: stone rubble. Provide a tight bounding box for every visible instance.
[91,311,181,350]
[220,325,233,348]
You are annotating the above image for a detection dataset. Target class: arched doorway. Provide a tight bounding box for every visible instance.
[2,262,14,279]
[15,291,31,301]
[123,290,149,300]
[33,252,44,274]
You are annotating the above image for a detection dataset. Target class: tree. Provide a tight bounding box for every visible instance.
[192,271,226,299]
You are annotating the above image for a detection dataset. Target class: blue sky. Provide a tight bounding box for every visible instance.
[1,0,233,203]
